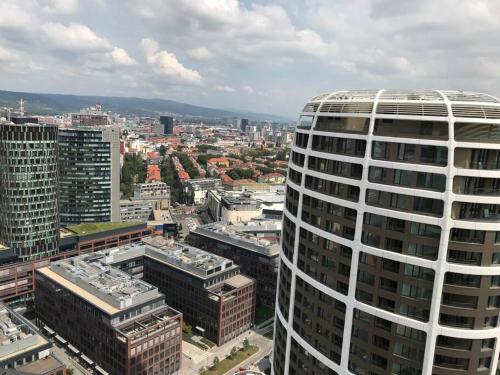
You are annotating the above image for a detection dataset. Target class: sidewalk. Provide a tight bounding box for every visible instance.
[182,324,274,375]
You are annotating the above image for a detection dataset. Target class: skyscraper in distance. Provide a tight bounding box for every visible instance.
[0,121,59,260]
[240,118,249,133]
[158,116,174,135]
[59,127,120,226]
[274,90,500,375]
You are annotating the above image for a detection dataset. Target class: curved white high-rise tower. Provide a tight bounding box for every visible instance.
[273,90,500,375]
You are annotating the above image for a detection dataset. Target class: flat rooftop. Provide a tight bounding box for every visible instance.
[66,222,143,236]
[224,274,253,289]
[18,354,65,373]
[191,223,280,257]
[41,254,163,314]
[0,303,50,362]
[142,236,237,279]
[212,189,285,204]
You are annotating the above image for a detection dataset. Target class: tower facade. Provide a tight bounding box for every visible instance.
[59,127,120,226]
[0,122,59,260]
[159,116,174,135]
[273,90,500,375]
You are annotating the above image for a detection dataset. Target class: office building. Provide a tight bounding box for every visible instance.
[240,118,249,133]
[157,116,174,135]
[37,237,255,347]
[273,90,500,375]
[0,222,151,303]
[120,200,153,222]
[207,189,284,223]
[188,221,279,307]
[71,104,110,127]
[140,237,256,345]
[58,127,120,226]
[0,122,59,260]
[133,181,170,210]
[183,178,221,205]
[0,303,61,371]
[35,254,182,375]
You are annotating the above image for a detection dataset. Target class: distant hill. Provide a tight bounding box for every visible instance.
[0,90,291,122]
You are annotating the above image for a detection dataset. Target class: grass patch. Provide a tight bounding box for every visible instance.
[254,305,274,326]
[67,222,141,235]
[201,346,258,375]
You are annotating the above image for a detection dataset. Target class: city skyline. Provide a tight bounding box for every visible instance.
[0,0,499,117]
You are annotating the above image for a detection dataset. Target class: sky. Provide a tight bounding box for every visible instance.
[0,0,500,118]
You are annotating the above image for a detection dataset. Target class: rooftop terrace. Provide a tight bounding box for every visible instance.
[67,222,143,236]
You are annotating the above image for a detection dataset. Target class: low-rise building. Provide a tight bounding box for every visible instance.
[183,178,222,205]
[0,303,64,374]
[133,182,170,210]
[35,254,183,375]
[207,189,284,223]
[188,222,279,307]
[146,165,161,182]
[120,200,153,222]
[257,172,286,184]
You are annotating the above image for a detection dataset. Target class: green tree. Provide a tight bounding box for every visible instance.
[159,145,167,156]
[183,323,193,336]
[243,338,250,349]
[212,356,220,369]
[275,148,290,161]
[228,168,254,180]
[197,144,221,153]
[120,154,147,198]
[229,347,237,359]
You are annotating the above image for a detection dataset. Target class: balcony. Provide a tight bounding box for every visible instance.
[373,119,448,139]
[315,116,369,134]
[454,122,500,142]
[453,176,500,196]
[454,148,500,170]
[452,202,500,221]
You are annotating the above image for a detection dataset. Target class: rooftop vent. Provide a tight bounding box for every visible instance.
[442,91,499,103]
[452,105,500,119]
[302,102,320,113]
[379,90,444,101]
[319,102,373,114]
[376,102,448,117]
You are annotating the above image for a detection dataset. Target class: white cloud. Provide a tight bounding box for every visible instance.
[0,1,37,30]
[141,38,204,85]
[42,23,111,51]
[216,85,235,92]
[130,0,329,64]
[243,85,254,94]
[39,0,79,14]
[109,47,137,66]
[306,0,500,85]
[186,47,214,61]
[0,46,18,62]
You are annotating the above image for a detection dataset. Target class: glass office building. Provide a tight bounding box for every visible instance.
[59,128,119,226]
[0,122,59,260]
